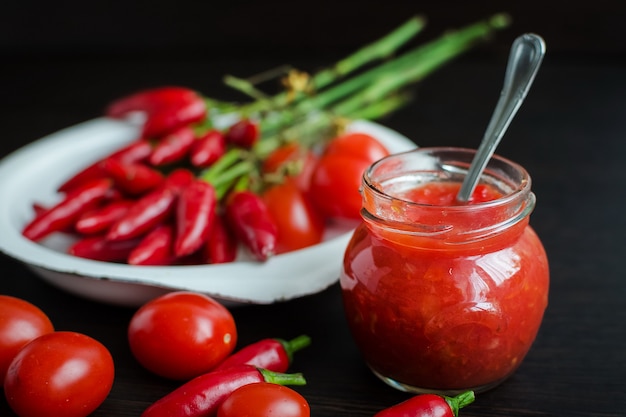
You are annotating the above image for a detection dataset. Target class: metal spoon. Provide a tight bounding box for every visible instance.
[456,33,546,202]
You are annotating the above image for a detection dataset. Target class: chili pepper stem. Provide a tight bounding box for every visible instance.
[280,335,312,362]
[443,390,475,417]
[201,148,243,182]
[259,368,307,386]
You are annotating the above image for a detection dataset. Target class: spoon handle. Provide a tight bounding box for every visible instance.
[456,33,546,202]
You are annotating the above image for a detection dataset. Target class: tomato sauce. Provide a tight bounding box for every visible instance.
[340,148,549,394]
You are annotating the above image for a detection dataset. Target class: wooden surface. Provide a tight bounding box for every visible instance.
[1,3,626,416]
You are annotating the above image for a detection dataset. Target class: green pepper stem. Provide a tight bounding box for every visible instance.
[259,368,307,386]
[279,335,312,363]
[223,75,271,102]
[201,148,245,184]
[443,390,475,417]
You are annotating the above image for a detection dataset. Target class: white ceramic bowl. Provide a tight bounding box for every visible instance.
[0,117,416,307]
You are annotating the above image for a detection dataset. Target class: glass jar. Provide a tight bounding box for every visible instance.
[340,147,549,395]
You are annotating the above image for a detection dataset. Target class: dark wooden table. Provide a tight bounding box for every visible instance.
[1,10,626,416]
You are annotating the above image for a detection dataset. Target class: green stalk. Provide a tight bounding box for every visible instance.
[211,161,255,199]
[333,15,510,115]
[309,15,427,90]
[254,93,412,158]
[209,161,254,189]
[297,13,510,115]
[241,15,427,114]
[201,148,244,184]
[223,75,271,102]
[342,92,413,121]
[252,13,510,138]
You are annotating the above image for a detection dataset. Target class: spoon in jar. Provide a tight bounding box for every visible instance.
[456,33,546,203]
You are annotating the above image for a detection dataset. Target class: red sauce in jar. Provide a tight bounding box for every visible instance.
[340,148,549,394]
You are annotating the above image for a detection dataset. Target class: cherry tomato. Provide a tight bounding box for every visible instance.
[4,331,114,417]
[309,154,372,220]
[263,178,325,254]
[262,143,318,193]
[322,132,389,163]
[128,291,237,380]
[0,295,54,386]
[217,382,310,417]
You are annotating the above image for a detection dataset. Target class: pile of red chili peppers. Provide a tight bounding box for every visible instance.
[22,86,288,264]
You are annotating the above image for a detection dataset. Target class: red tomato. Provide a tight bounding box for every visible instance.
[217,382,310,417]
[263,178,325,254]
[309,154,372,220]
[322,132,389,163]
[262,143,318,193]
[4,331,114,417]
[128,291,237,380]
[0,295,54,386]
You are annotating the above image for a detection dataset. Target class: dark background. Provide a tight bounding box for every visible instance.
[3,0,626,155]
[2,1,626,417]
[2,1,626,58]
[3,1,626,161]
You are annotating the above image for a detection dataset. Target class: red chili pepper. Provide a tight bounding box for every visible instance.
[162,168,197,192]
[203,214,238,264]
[101,158,164,195]
[31,202,48,217]
[149,125,197,166]
[225,119,259,148]
[213,335,311,373]
[31,202,77,234]
[22,178,113,241]
[190,130,227,168]
[225,190,278,261]
[174,180,217,257]
[75,199,134,235]
[140,365,306,417]
[373,391,475,417]
[58,139,152,193]
[128,224,177,266]
[106,86,207,138]
[68,235,142,262]
[107,169,194,241]
[108,139,154,164]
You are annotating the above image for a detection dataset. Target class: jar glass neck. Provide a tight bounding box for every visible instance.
[361,148,534,245]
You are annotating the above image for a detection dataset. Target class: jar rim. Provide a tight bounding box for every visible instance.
[363,146,532,211]
[360,147,535,243]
